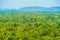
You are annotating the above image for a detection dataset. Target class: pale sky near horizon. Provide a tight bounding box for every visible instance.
[0,0,60,9]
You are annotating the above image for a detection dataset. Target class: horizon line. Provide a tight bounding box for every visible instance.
[0,6,60,9]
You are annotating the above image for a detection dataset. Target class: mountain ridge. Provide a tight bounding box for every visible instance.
[20,6,60,12]
[0,6,60,12]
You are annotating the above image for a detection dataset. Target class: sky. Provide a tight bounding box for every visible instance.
[0,0,60,9]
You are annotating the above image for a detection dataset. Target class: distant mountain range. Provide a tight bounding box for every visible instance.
[0,6,60,12]
[20,6,60,12]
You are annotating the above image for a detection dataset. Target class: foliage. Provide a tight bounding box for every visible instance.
[0,12,60,40]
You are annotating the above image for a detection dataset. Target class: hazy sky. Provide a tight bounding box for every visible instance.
[0,0,60,9]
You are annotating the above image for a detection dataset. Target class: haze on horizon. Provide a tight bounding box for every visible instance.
[0,0,60,9]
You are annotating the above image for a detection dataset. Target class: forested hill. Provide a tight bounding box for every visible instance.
[0,6,60,12]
